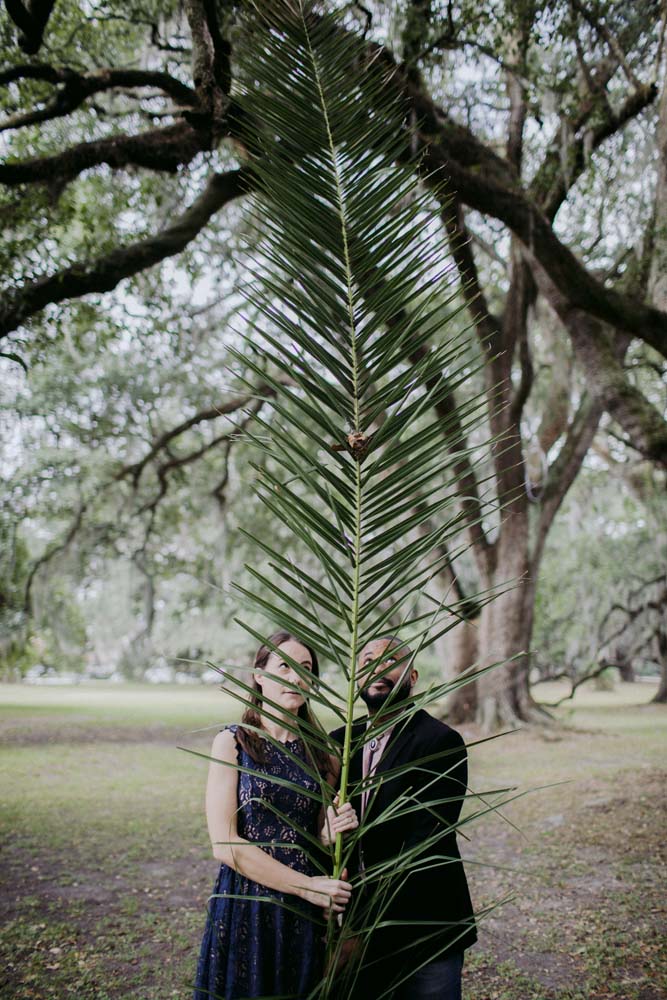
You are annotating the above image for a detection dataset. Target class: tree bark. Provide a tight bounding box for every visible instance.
[617,652,636,683]
[475,511,546,729]
[652,630,667,704]
[649,67,667,311]
[443,615,479,724]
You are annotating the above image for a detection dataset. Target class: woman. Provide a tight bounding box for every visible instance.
[193,631,357,1000]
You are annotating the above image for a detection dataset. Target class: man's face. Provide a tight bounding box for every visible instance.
[357,638,417,711]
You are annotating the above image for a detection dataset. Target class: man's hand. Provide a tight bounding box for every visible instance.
[326,934,361,974]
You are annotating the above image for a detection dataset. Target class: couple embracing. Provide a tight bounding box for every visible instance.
[193,631,476,1000]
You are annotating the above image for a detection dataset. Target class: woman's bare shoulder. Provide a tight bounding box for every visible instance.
[210,727,238,760]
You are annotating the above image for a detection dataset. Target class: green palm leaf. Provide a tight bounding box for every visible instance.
[236,0,488,858]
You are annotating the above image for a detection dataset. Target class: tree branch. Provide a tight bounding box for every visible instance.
[467,227,508,269]
[0,67,197,133]
[116,384,283,487]
[0,121,206,185]
[409,339,494,573]
[22,391,271,614]
[509,307,534,425]
[370,37,666,357]
[419,33,532,90]
[441,200,529,513]
[4,0,56,54]
[502,243,537,401]
[531,389,605,577]
[202,0,232,95]
[534,569,666,706]
[401,0,434,84]
[536,659,618,706]
[137,397,268,517]
[598,573,667,634]
[571,0,642,90]
[531,262,667,465]
[595,592,666,671]
[137,426,239,516]
[23,496,88,616]
[184,0,230,136]
[0,168,249,339]
[441,197,500,352]
[211,436,234,509]
[504,10,531,175]
[351,226,494,571]
[415,121,667,358]
[0,62,65,85]
[531,81,658,221]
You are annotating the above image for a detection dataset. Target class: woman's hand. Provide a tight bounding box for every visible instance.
[320,796,359,847]
[300,869,352,913]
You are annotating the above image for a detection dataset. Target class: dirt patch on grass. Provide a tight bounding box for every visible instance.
[1,842,213,922]
[0,841,214,1000]
[463,766,667,999]
[0,716,208,747]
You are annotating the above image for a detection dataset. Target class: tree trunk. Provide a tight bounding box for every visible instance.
[652,630,667,704]
[443,615,479,724]
[122,557,156,678]
[650,73,667,311]
[476,582,531,730]
[644,75,667,705]
[617,651,636,683]
[475,514,546,730]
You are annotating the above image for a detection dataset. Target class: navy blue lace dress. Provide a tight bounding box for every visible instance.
[193,725,326,999]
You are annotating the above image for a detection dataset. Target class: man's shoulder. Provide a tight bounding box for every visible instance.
[413,709,465,749]
[330,717,366,744]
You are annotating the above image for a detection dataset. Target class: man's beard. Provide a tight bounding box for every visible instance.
[359,674,412,712]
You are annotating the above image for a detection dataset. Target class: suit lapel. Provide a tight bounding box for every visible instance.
[343,711,425,815]
[360,710,425,823]
[375,708,424,777]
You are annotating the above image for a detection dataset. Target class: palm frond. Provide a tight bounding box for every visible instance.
[193,1,509,992]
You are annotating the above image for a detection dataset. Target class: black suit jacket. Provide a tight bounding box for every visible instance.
[331,710,477,990]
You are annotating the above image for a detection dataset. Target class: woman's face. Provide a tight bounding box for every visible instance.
[255,639,314,714]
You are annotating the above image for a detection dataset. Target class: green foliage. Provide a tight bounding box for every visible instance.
[533,462,666,681]
[0,516,34,678]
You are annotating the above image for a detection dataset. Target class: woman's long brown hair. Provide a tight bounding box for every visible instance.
[236,631,331,777]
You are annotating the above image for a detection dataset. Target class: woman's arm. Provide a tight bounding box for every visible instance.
[206,730,352,912]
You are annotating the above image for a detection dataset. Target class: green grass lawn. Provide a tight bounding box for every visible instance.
[0,681,240,727]
[1,680,665,999]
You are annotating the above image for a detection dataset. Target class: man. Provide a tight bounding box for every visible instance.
[330,636,476,1000]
